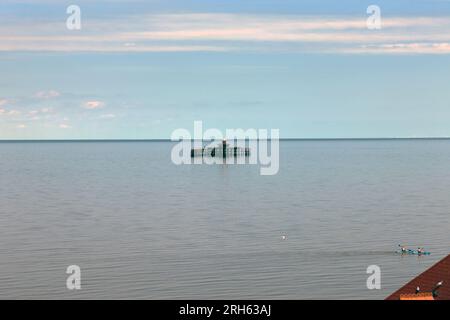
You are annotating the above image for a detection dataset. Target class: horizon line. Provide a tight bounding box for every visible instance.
[1,137,450,142]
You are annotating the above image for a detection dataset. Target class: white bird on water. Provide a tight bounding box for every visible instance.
[281,235,287,240]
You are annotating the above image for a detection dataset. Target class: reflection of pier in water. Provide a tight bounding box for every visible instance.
[191,139,250,158]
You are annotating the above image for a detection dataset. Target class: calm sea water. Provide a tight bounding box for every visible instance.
[0,140,449,299]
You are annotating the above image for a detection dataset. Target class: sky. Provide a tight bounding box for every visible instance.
[1,0,450,139]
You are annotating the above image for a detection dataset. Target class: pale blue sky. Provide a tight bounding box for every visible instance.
[1,0,450,139]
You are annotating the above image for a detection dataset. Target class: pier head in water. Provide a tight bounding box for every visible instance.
[171,121,280,175]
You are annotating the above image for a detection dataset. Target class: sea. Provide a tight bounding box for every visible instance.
[0,139,449,299]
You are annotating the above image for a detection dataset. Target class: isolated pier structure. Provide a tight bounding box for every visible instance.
[190,139,250,158]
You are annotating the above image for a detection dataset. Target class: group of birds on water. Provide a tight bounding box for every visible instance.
[279,237,429,256]
[397,244,430,255]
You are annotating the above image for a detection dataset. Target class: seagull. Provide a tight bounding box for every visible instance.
[432,281,444,298]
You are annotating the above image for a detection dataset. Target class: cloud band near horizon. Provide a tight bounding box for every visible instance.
[1,13,450,54]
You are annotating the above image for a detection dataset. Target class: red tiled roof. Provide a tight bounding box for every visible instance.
[386,254,450,300]
[399,293,434,300]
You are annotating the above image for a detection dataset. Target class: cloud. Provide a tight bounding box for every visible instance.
[0,44,229,52]
[6,110,21,116]
[348,42,450,54]
[17,124,26,129]
[59,123,71,129]
[0,99,8,106]
[99,113,116,119]
[28,108,52,114]
[0,110,21,122]
[1,13,450,54]
[34,90,60,99]
[83,101,105,109]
